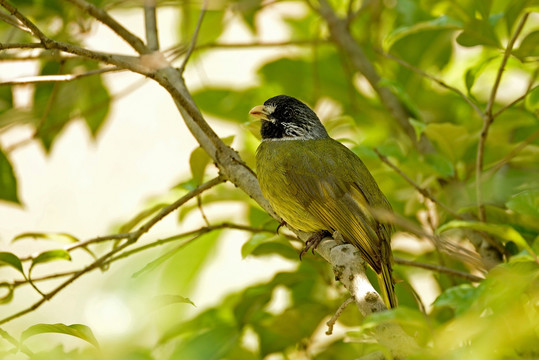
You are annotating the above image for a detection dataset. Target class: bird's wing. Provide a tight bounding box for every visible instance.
[283,139,392,272]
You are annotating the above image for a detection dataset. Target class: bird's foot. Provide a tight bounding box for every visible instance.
[276,220,287,234]
[300,230,332,260]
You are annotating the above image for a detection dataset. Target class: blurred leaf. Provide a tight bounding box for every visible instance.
[409,119,427,142]
[160,230,221,295]
[524,86,539,112]
[378,78,420,119]
[179,7,225,45]
[456,18,501,48]
[253,303,328,356]
[13,232,79,244]
[438,220,536,257]
[0,86,13,115]
[513,30,539,59]
[119,203,168,233]
[506,190,539,218]
[189,136,233,185]
[424,123,474,163]
[241,233,280,258]
[31,249,72,268]
[0,251,25,275]
[153,294,196,308]
[0,282,14,304]
[170,325,239,360]
[0,149,20,204]
[190,147,211,185]
[21,323,99,348]
[425,152,455,177]
[384,15,461,50]
[33,60,110,151]
[464,55,497,94]
[432,284,479,316]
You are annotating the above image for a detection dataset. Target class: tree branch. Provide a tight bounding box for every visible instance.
[144,0,159,51]
[316,240,419,359]
[0,67,122,86]
[476,12,529,222]
[315,0,433,152]
[374,148,462,220]
[178,0,207,74]
[64,0,149,54]
[381,51,484,117]
[0,176,225,325]
[394,257,483,282]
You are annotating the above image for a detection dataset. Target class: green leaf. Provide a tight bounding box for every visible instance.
[21,323,99,348]
[241,233,280,258]
[438,220,536,257]
[409,119,427,142]
[425,152,455,177]
[384,15,461,50]
[31,249,72,268]
[153,294,196,308]
[524,86,539,112]
[33,60,110,151]
[424,123,473,163]
[0,282,14,304]
[132,243,186,278]
[513,30,539,58]
[0,149,20,204]
[0,252,24,275]
[171,325,239,360]
[13,232,79,244]
[456,18,501,48]
[189,147,211,185]
[506,190,539,218]
[432,284,479,315]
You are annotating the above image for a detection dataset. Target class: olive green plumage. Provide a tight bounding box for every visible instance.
[251,95,397,308]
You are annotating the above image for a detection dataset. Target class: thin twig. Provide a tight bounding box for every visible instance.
[0,66,122,86]
[178,0,207,74]
[381,51,484,117]
[476,12,530,222]
[394,257,483,282]
[0,4,151,73]
[12,222,274,288]
[64,0,149,54]
[144,0,159,51]
[0,0,50,45]
[326,297,355,335]
[0,177,225,325]
[485,129,539,174]
[0,328,34,357]
[374,148,462,219]
[0,42,44,50]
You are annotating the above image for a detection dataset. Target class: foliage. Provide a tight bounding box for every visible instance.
[0,0,538,359]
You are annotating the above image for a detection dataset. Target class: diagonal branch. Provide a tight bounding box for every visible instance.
[0,176,225,326]
[315,0,433,152]
[179,0,207,74]
[381,51,484,117]
[476,12,530,222]
[374,148,463,219]
[64,0,150,54]
[0,67,122,86]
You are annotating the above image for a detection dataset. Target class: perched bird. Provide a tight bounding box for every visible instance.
[251,95,397,308]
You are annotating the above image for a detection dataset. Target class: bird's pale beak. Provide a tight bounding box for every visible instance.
[249,105,269,121]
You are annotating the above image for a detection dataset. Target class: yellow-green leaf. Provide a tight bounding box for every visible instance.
[21,323,99,348]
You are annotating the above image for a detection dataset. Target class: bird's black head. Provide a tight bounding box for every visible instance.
[249,95,329,140]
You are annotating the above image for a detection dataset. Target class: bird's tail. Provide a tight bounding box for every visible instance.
[377,262,397,309]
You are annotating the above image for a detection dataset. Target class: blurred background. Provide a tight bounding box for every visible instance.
[0,0,538,359]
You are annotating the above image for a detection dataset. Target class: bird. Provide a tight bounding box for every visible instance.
[250,95,397,308]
